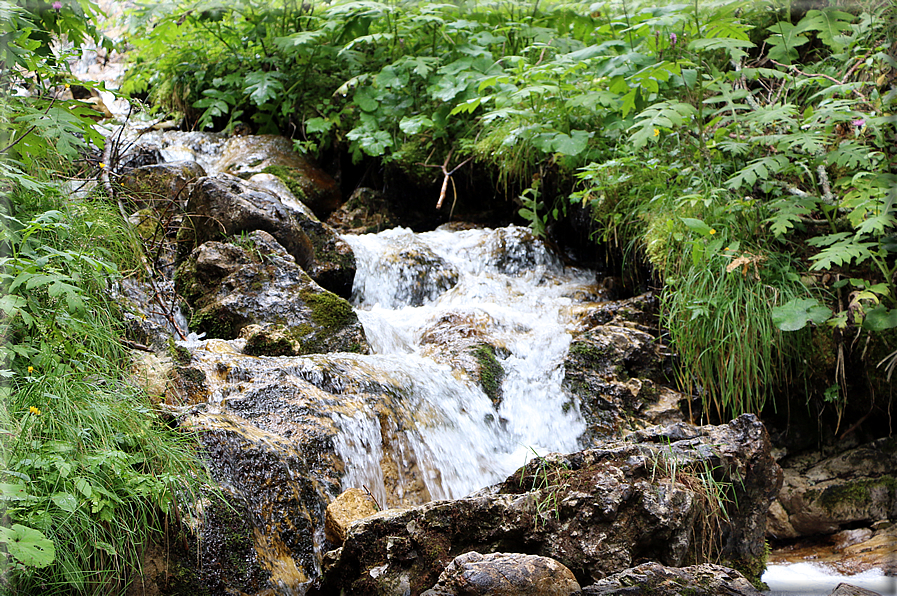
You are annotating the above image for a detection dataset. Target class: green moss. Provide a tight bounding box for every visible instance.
[189,307,244,339]
[815,475,897,512]
[301,289,355,331]
[168,337,192,365]
[262,165,309,200]
[243,330,296,357]
[474,344,504,407]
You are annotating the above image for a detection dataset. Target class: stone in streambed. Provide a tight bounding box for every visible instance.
[325,488,380,545]
[214,135,341,219]
[118,160,206,210]
[580,562,762,595]
[175,230,368,355]
[178,172,355,297]
[422,551,580,596]
[317,415,782,595]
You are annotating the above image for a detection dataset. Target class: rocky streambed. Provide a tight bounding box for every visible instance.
[104,127,895,596]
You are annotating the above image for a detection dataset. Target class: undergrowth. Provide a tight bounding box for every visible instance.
[1,1,208,591]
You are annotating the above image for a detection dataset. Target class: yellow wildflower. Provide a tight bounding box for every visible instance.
[99,162,106,169]
[709,229,717,235]
[27,366,33,374]
[64,83,70,89]
[29,406,41,416]
[653,128,660,137]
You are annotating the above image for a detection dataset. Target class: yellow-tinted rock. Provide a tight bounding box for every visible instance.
[325,488,379,545]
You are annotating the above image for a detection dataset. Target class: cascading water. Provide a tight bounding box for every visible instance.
[333,225,595,504]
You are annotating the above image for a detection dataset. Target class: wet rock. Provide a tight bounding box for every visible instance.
[214,135,341,218]
[182,412,340,594]
[422,552,580,596]
[179,173,355,296]
[178,173,315,266]
[770,437,897,538]
[419,313,508,408]
[317,415,781,595]
[327,187,397,234]
[568,292,659,335]
[481,226,561,275]
[175,230,368,355]
[579,562,761,595]
[326,488,380,545]
[828,584,884,596]
[118,160,206,210]
[134,488,272,596]
[767,522,897,576]
[350,231,459,308]
[564,322,680,442]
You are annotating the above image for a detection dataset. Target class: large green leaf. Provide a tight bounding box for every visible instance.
[772,298,832,331]
[0,524,55,568]
[863,305,897,331]
[244,71,283,107]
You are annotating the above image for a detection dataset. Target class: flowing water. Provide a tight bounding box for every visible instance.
[337,225,594,503]
[181,224,597,508]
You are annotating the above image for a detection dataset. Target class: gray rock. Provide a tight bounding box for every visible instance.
[422,552,580,596]
[829,584,884,596]
[580,562,761,595]
[179,173,355,296]
[214,135,341,218]
[119,160,206,210]
[175,230,368,355]
[770,437,897,538]
[317,415,781,595]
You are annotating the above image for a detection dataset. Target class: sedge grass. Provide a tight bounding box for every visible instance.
[1,175,206,594]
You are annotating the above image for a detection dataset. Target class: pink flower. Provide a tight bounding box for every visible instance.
[52,1,62,10]
[670,33,677,46]
[851,119,865,127]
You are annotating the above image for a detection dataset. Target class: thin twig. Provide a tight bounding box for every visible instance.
[416,149,473,209]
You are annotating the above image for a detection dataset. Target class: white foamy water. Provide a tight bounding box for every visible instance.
[763,563,896,595]
[340,225,593,499]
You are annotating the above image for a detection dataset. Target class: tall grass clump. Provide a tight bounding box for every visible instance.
[0,176,205,594]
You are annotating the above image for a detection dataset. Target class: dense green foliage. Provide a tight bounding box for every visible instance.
[126,0,896,421]
[1,1,206,592]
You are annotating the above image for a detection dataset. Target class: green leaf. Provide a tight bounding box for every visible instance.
[305,117,332,135]
[863,305,897,331]
[0,482,31,501]
[681,217,713,236]
[766,21,810,64]
[0,524,55,568]
[399,115,434,135]
[74,477,92,499]
[550,130,592,156]
[353,87,379,112]
[808,233,877,270]
[244,71,283,106]
[51,492,78,512]
[772,298,832,331]
[796,9,855,51]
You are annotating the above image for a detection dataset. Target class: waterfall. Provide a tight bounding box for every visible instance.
[335,225,594,502]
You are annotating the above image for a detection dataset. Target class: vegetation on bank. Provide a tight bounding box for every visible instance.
[1,1,206,592]
[125,0,895,422]
[0,0,893,590]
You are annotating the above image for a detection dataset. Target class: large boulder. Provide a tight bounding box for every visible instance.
[175,230,368,355]
[580,562,762,595]
[118,160,206,210]
[769,436,897,538]
[563,294,682,442]
[315,415,782,595]
[178,173,355,296]
[422,552,581,596]
[214,135,341,218]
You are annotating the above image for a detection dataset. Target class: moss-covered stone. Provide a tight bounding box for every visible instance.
[301,289,355,331]
[474,344,504,408]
